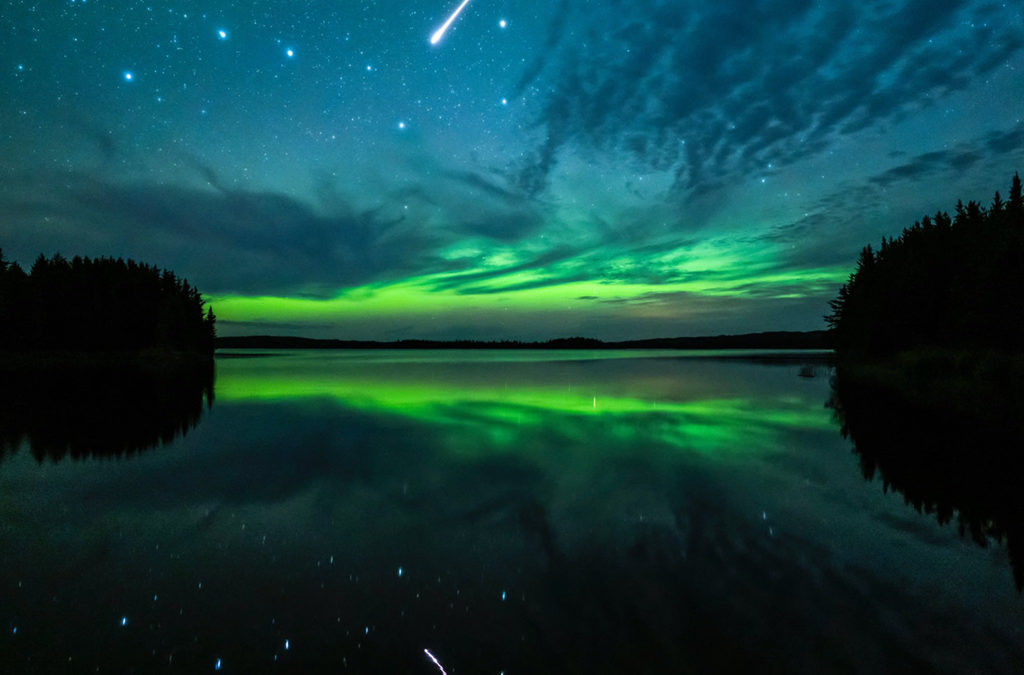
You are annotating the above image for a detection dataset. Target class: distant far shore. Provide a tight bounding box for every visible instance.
[216,330,831,351]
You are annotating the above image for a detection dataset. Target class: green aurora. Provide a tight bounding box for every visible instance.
[3,1,1022,339]
[209,247,849,339]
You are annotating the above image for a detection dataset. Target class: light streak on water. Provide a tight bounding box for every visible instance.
[424,648,448,675]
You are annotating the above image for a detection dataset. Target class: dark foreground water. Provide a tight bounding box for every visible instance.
[1,350,1022,673]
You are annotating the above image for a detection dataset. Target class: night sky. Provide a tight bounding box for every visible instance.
[2,1,1023,340]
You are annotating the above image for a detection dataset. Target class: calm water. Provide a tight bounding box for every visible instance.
[1,350,1022,673]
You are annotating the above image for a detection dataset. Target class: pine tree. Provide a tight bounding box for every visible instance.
[828,173,1024,354]
[1009,172,1023,219]
[1,250,215,354]
[991,191,1004,215]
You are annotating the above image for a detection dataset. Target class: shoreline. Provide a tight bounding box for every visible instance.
[215,329,832,351]
[833,346,1024,423]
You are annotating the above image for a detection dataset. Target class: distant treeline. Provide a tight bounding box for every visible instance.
[216,330,831,351]
[827,173,1024,355]
[0,250,215,354]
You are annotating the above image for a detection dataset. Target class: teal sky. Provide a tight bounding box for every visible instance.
[2,1,1023,339]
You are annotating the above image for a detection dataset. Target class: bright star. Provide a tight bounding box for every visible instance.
[501,98,508,105]
[398,121,406,129]
[123,71,133,81]
[286,48,294,58]
[218,29,227,40]
[500,19,507,28]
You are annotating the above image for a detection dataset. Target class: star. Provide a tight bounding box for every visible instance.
[4,0,1024,345]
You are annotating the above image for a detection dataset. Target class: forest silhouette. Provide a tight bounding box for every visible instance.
[827,173,1024,591]
[827,173,1023,355]
[0,250,215,354]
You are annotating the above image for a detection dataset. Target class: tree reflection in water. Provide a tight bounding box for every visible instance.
[0,359,213,462]
[829,365,1024,591]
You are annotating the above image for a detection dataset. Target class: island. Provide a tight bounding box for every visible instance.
[0,251,215,362]
[0,251,216,460]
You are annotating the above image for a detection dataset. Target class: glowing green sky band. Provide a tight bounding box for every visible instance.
[209,263,848,326]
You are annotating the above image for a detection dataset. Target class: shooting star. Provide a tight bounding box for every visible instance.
[430,0,473,45]
[424,649,448,675]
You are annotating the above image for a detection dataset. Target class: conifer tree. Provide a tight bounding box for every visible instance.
[827,173,1024,355]
[0,250,215,354]
[1009,173,1023,218]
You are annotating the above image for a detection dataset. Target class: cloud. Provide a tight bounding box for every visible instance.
[509,0,570,98]
[515,0,1023,199]
[0,167,452,297]
[861,124,1024,194]
[758,122,1024,270]
[0,136,575,296]
[0,160,693,302]
[426,246,591,293]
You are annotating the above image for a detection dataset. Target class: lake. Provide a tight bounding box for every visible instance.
[2,350,1022,672]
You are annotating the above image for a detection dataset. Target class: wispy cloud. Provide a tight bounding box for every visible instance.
[515,0,1023,198]
[1,167,443,297]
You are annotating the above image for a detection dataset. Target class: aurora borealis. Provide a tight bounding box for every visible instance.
[2,1,1023,339]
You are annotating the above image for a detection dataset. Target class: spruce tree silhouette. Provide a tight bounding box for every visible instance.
[0,251,215,354]
[827,173,1024,355]
[827,174,1024,591]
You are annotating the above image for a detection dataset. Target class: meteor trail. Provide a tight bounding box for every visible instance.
[430,0,473,45]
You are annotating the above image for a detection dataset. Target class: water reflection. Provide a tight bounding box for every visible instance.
[0,360,214,462]
[829,366,1024,590]
[3,351,1022,673]
[215,350,834,457]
